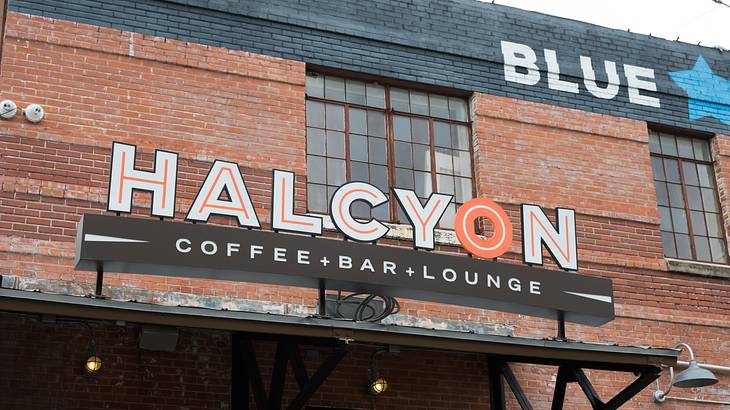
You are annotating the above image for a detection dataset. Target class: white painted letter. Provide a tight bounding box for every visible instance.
[580,56,620,99]
[624,64,661,108]
[501,41,540,85]
[544,49,579,93]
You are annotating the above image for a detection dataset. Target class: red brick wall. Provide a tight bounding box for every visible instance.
[1,12,729,409]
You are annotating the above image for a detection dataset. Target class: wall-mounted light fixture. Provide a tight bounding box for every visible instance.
[653,343,718,403]
[82,323,102,375]
[367,346,398,396]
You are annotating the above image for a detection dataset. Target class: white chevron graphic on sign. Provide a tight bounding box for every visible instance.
[84,234,148,243]
[564,291,612,304]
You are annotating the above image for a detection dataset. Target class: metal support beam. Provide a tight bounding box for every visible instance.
[603,369,660,410]
[288,343,310,390]
[572,368,603,409]
[488,359,506,410]
[94,262,104,298]
[286,346,346,410]
[231,334,250,410]
[268,341,289,410]
[317,279,326,317]
[550,366,570,410]
[501,363,533,410]
[240,337,269,409]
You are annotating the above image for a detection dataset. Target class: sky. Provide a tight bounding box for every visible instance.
[488,0,730,49]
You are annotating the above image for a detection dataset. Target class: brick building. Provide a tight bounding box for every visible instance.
[0,0,729,409]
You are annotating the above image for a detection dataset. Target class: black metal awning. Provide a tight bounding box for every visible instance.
[0,288,678,409]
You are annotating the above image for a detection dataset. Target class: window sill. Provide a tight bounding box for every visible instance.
[665,258,730,279]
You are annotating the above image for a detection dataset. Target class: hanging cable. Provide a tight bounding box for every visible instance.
[332,291,400,322]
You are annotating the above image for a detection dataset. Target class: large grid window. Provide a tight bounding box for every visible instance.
[649,131,727,263]
[305,73,474,229]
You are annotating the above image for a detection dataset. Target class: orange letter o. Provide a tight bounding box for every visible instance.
[455,198,513,259]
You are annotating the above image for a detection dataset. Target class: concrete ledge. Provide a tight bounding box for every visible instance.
[665,258,730,279]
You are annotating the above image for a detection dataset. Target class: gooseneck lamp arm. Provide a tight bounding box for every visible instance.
[654,343,719,403]
[654,343,695,402]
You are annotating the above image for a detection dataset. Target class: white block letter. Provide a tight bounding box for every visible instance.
[544,49,579,93]
[624,64,661,108]
[501,41,540,85]
[580,56,620,99]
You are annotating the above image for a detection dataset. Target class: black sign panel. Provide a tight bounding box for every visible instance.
[74,214,614,326]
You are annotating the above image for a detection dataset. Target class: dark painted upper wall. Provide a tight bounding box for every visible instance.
[9,0,730,134]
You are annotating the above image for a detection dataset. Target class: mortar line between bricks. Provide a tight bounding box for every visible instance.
[4,34,305,87]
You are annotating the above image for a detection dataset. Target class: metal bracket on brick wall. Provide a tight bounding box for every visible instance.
[231,333,347,410]
[488,359,661,410]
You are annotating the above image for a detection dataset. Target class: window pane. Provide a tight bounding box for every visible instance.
[306,74,324,98]
[454,150,472,177]
[651,157,665,181]
[667,183,685,208]
[663,159,680,183]
[350,134,368,162]
[448,97,468,121]
[671,208,688,234]
[372,198,390,220]
[437,174,455,195]
[655,181,669,206]
[327,186,337,208]
[706,212,723,238]
[326,130,345,158]
[649,132,661,154]
[393,115,411,141]
[694,236,712,261]
[435,148,454,174]
[367,111,386,137]
[429,94,449,119]
[440,204,456,229]
[702,188,718,212]
[395,141,413,168]
[693,139,711,161]
[307,184,327,212]
[413,144,431,171]
[710,238,727,263]
[346,79,367,105]
[327,158,346,185]
[306,101,325,128]
[397,205,409,223]
[697,164,713,187]
[351,161,369,182]
[391,88,410,112]
[396,168,414,189]
[676,137,694,159]
[325,104,345,131]
[324,75,345,101]
[414,171,433,197]
[366,83,385,108]
[452,124,470,150]
[410,91,429,115]
[434,122,451,147]
[661,231,677,257]
[411,118,429,144]
[307,127,326,156]
[349,108,367,134]
[686,186,702,210]
[307,155,326,184]
[690,211,707,236]
[682,162,699,186]
[369,137,388,165]
[659,134,677,156]
[351,201,370,219]
[675,233,692,259]
[658,206,672,231]
[370,164,389,192]
[455,177,472,203]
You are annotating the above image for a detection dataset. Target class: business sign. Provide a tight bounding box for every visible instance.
[74,142,615,326]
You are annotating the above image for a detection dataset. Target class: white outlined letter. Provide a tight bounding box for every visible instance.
[272,170,322,235]
[330,182,389,242]
[108,142,178,217]
[186,160,260,228]
[521,205,578,271]
[394,188,451,250]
